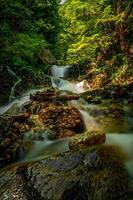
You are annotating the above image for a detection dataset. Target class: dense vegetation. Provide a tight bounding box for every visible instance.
[0,0,133,102]
[0,0,60,76]
[57,0,133,84]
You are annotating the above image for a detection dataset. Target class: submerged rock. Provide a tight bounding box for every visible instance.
[69,127,105,150]
[0,146,128,200]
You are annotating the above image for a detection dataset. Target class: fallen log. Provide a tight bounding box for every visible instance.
[30,92,80,102]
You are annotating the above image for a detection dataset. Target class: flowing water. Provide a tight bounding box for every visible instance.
[1,65,133,182]
[0,65,22,101]
[51,77,89,93]
[0,88,45,115]
[51,65,71,78]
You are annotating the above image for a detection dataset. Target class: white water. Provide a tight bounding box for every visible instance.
[0,65,22,101]
[51,77,89,94]
[69,99,97,128]
[0,88,44,115]
[9,77,21,101]
[51,65,71,78]
[1,64,133,181]
[79,109,97,128]
[51,64,90,93]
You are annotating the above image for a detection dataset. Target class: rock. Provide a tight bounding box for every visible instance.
[0,167,43,200]
[0,116,21,167]
[0,146,128,200]
[24,114,55,141]
[69,127,106,150]
[23,101,63,115]
[94,103,130,133]
[39,105,85,138]
[0,115,30,167]
[82,82,133,104]
[12,112,30,123]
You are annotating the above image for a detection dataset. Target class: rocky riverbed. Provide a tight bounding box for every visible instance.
[0,73,133,199]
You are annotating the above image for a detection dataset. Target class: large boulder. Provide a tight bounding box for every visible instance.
[69,127,106,150]
[39,105,85,138]
[0,146,128,200]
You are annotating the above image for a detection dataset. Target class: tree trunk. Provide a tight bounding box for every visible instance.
[114,1,133,53]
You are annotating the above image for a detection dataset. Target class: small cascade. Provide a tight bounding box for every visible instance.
[0,88,44,115]
[79,109,97,129]
[75,80,91,93]
[51,77,89,94]
[51,65,71,78]
[69,98,98,129]
[24,138,69,161]
[0,65,22,101]
[51,77,78,93]
[51,64,90,93]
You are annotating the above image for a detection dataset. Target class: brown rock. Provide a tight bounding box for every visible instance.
[39,105,85,138]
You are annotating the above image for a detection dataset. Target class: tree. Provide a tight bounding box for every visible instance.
[0,0,60,72]
[57,0,133,65]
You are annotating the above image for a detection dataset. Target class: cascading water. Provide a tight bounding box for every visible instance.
[51,77,78,93]
[51,77,89,94]
[0,65,22,101]
[69,99,98,128]
[0,88,45,115]
[24,138,69,162]
[51,65,71,78]
[51,64,90,93]
[9,77,21,101]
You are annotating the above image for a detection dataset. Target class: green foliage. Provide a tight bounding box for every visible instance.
[0,0,60,75]
[57,0,133,66]
[6,33,47,67]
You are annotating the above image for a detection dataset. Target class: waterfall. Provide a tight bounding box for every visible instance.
[51,77,89,94]
[51,77,78,93]
[9,77,21,101]
[79,109,97,129]
[0,65,22,101]
[51,65,71,78]
[69,99,98,129]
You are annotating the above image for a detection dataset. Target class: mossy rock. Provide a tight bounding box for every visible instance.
[69,127,106,150]
[0,146,128,200]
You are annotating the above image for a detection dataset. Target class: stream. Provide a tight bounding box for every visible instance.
[0,65,133,180]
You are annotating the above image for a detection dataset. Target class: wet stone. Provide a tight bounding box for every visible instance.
[44,152,83,171]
